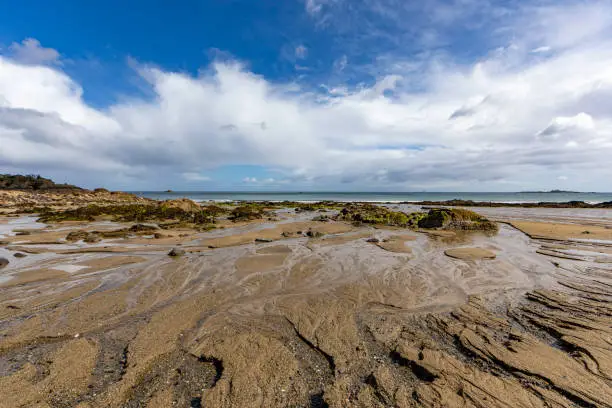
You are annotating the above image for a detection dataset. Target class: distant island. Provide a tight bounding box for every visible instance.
[0,174,82,191]
[520,189,583,194]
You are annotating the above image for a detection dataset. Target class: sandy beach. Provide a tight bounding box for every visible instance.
[0,192,611,407]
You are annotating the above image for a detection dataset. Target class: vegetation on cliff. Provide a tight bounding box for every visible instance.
[0,174,81,190]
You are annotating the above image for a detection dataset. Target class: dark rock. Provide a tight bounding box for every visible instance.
[306,230,324,238]
[168,248,185,257]
[0,257,8,269]
[154,232,163,239]
[255,238,274,243]
[366,238,380,243]
[66,230,90,242]
[417,208,497,231]
[13,252,27,258]
[312,215,330,222]
[129,223,159,233]
[84,234,101,243]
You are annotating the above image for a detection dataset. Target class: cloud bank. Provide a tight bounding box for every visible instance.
[1,1,612,190]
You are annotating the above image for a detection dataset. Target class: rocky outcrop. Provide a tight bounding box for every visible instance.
[418,208,498,231]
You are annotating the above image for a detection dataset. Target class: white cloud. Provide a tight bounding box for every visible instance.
[305,0,323,16]
[531,46,551,53]
[8,38,60,65]
[295,45,308,59]
[2,2,612,191]
[243,177,287,186]
[333,55,347,72]
[537,113,595,138]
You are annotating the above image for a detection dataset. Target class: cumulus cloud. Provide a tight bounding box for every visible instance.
[1,1,612,191]
[8,38,60,65]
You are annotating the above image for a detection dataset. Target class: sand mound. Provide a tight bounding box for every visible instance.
[444,247,496,260]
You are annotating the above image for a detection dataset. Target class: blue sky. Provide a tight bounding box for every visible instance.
[1,0,612,191]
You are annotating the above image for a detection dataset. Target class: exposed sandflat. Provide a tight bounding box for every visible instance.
[511,220,612,241]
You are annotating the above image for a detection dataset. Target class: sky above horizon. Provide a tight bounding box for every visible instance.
[1,0,612,191]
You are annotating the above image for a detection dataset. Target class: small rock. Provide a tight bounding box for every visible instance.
[168,248,185,257]
[154,232,163,239]
[366,238,380,243]
[0,257,8,269]
[13,252,27,258]
[306,230,324,238]
[255,238,273,243]
[84,235,101,243]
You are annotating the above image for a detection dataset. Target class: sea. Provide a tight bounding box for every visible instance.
[132,191,612,204]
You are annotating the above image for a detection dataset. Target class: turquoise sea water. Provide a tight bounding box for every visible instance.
[133,191,612,204]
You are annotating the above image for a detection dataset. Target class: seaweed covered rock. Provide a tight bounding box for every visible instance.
[337,204,421,227]
[229,204,267,222]
[66,230,100,242]
[418,208,497,231]
[294,201,343,212]
[129,224,159,233]
[40,202,219,225]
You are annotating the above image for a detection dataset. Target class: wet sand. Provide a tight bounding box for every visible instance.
[0,206,611,407]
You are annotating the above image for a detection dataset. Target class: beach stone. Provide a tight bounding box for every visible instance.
[255,238,274,243]
[0,257,9,269]
[168,248,185,257]
[13,252,27,258]
[366,238,380,243]
[306,230,324,238]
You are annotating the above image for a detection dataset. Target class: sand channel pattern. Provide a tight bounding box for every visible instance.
[0,209,611,407]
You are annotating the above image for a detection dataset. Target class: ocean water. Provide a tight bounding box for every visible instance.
[132,191,612,204]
